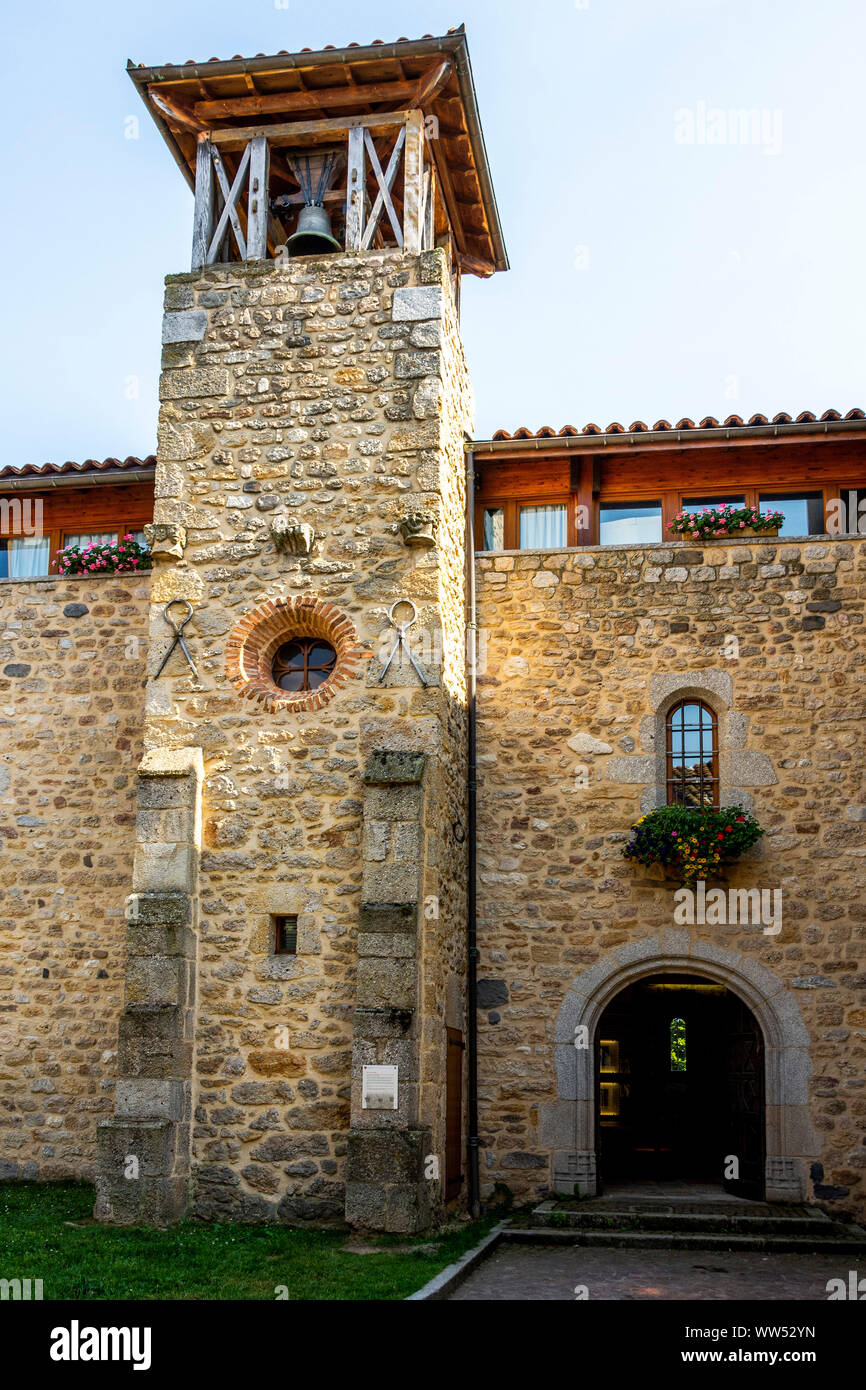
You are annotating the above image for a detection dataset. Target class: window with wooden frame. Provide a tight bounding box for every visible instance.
[473,446,866,550]
[272,915,298,955]
[666,699,719,807]
[478,495,583,551]
[0,488,153,580]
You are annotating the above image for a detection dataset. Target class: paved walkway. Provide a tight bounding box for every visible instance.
[449,1246,853,1300]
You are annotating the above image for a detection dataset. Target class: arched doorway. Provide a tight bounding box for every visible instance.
[544,938,816,1203]
[595,973,765,1198]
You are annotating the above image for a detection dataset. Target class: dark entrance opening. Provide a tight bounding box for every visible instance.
[595,974,765,1199]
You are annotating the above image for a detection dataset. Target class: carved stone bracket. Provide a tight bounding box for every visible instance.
[144,523,187,564]
[399,509,437,549]
[270,516,314,556]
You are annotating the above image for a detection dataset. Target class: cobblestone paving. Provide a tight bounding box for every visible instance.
[449,1246,853,1300]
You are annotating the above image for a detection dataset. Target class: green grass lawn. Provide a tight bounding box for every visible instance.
[1,1183,495,1301]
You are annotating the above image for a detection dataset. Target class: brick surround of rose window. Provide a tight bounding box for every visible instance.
[225,595,364,713]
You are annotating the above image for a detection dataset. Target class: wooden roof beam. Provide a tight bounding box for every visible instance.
[193,78,418,122]
[410,58,453,108]
[209,111,407,151]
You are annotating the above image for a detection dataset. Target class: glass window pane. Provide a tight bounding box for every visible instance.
[667,700,718,807]
[758,493,824,537]
[9,537,50,578]
[682,496,746,510]
[831,489,866,535]
[600,503,661,546]
[520,504,566,550]
[482,508,504,551]
[0,542,7,580]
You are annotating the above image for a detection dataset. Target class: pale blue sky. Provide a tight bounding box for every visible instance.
[2,0,864,465]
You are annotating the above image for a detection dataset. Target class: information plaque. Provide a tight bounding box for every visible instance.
[362,1064,399,1110]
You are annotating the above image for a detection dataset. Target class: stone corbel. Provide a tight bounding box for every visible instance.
[143,523,187,564]
[399,509,437,549]
[270,516,314,556]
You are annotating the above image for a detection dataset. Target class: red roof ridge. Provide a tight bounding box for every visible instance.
[0,455,157,481]
[485,410,865,441]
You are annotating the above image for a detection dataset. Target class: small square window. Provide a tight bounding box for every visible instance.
[272,915,298,955]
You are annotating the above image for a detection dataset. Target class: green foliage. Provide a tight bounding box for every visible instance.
[666,504,785,539]
[670,1017,687,1072]
[0,1182,495,1302]
[622,803,764,883]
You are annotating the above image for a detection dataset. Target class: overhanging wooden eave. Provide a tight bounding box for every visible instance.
[126,30,508,274]
[468,419,866,464]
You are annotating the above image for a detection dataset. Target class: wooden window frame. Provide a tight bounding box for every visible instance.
[474,454,866,551]
[665,699,720,808]
[56,518,151,570]
[476,494,582,551]
[272,915,298,956]
[598,498,665,547]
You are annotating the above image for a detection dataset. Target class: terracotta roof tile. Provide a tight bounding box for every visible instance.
[490,409,865,442]
[0,455,156,481]
[172,32,461,67]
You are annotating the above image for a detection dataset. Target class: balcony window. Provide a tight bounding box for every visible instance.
[63,532,119,550]
[682,496,746,511]
[482,507,505,551]
[7,536,50,578]
[757,493,824,538]
[600,502,662,546]
[520,503,567,550]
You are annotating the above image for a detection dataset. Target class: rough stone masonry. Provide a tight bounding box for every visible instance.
[93,247,473,1230]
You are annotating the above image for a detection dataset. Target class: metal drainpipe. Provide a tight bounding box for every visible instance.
[465,443,481,1218]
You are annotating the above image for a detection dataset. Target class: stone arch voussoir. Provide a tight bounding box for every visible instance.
[225,595,364,714]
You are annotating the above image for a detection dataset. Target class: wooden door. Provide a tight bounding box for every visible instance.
[723,994,765,1199]
[445,1028,464,1200]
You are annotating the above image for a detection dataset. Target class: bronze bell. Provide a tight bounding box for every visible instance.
[286,151,343,257]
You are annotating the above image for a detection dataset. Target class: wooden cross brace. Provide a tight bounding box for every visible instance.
[191,135,270,269]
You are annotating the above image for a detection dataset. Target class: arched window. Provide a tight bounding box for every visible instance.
[666,699,719,807]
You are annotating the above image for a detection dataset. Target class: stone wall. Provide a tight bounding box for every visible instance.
[0,575,149,1179]
[475,537,866,1219]
[100,248,472,1227]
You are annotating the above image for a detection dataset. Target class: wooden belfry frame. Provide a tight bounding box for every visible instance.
[190,108,435,271]
[192,135,270,267]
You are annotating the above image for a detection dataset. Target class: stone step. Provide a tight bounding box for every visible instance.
[507,1225,866,1254]
[530,1200,843,1237]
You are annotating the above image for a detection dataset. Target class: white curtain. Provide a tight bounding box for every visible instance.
[64,532,118,550]
[9,537,50,577]
[520,504,566,549]
[482,509,504,551]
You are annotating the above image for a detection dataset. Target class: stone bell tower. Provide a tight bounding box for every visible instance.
[95,30,507,1230]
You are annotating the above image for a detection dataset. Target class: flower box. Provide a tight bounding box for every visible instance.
[622,804,764,885]
[667,504,785,542]
[56,535,152,576]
